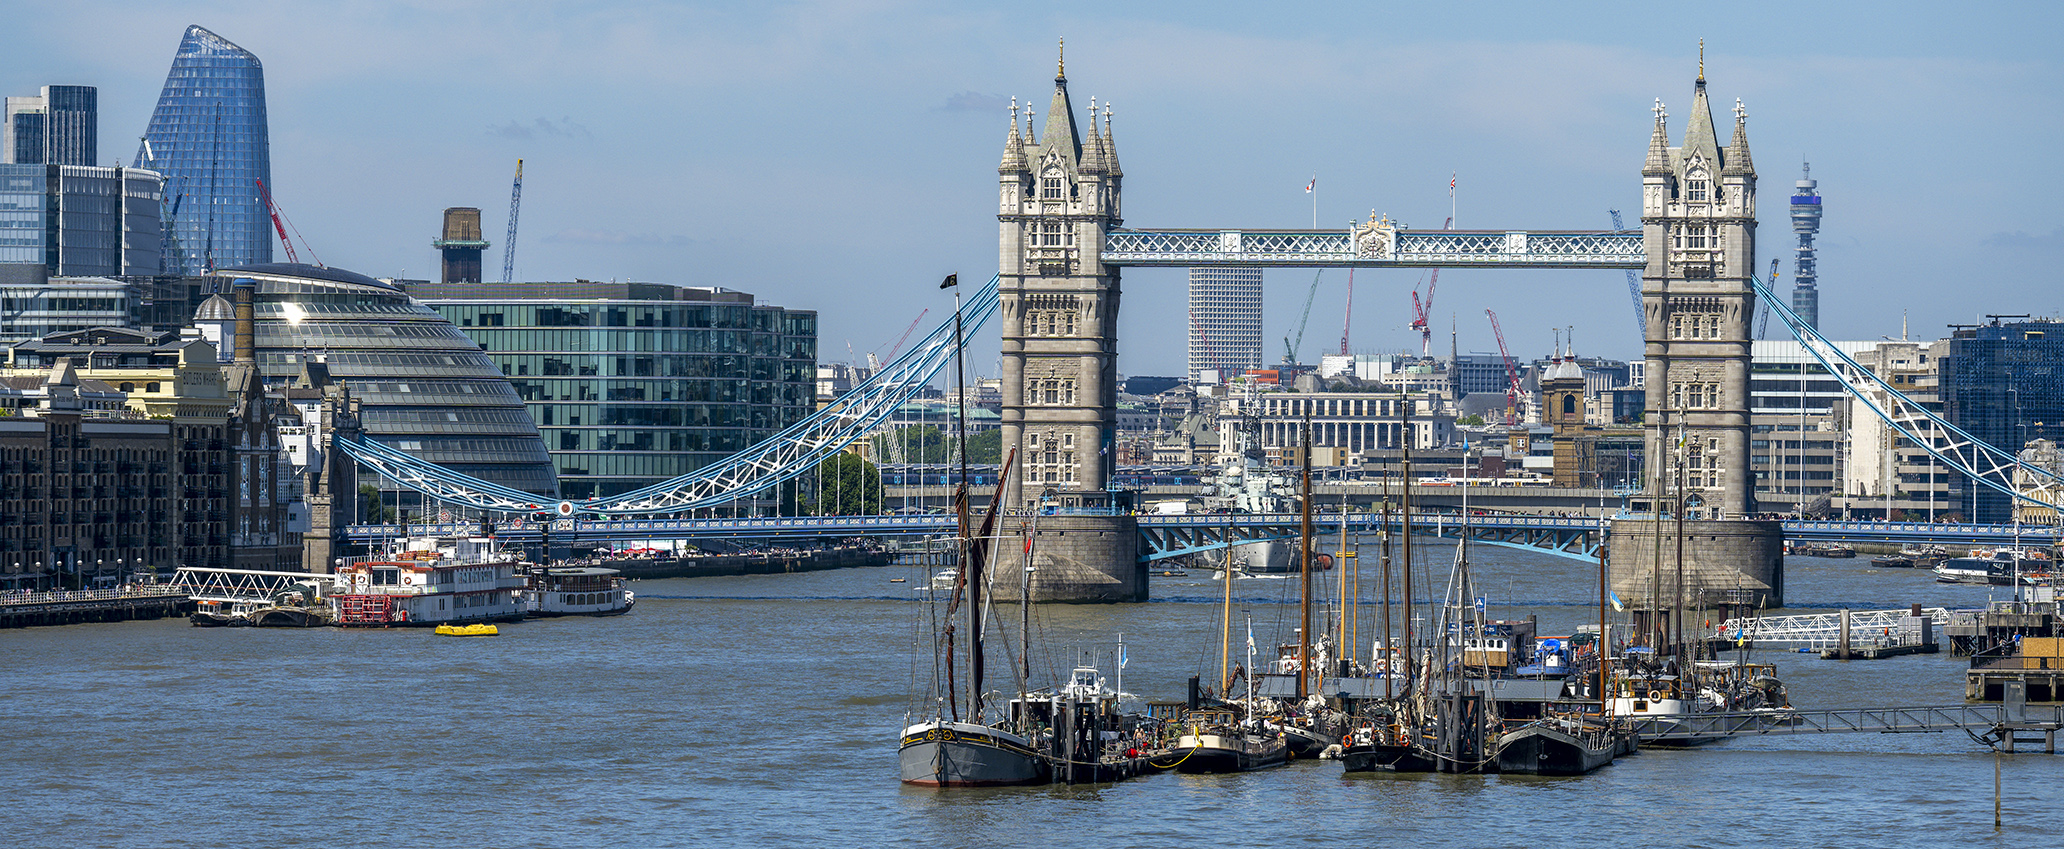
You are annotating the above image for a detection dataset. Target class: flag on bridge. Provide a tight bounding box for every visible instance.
[939,273,958,289]
[1305,176,1315,193]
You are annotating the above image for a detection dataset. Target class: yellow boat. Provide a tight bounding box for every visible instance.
[435,623,500,637]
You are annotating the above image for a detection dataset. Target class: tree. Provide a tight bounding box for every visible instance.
[965,429,1003,464]
[1458,414,1486,427]
[809,453,883,515]
[358,484,394,524]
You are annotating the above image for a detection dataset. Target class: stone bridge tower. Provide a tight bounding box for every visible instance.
[994,50,1144,602]
[1613,58,1784,614]
[1641,62,1758,518]
[997,51,1123,509]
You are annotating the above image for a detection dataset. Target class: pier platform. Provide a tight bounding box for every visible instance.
[0,586,190,628]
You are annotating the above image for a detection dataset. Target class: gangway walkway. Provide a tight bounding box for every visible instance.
[1719,607,1953,647]
[1632,703,2062,751]
[170,567,333,604]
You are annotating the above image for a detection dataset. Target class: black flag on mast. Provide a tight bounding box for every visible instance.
[939,273,958,289]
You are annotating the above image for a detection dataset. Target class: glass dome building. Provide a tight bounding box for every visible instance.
[215,263,558,497]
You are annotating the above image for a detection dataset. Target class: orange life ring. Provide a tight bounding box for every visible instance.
[1646,689,1663,701]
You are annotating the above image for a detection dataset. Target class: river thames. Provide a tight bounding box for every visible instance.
[3,543,2056,848]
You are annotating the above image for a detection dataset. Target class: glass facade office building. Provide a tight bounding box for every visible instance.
[212,264,559,497]
[411,280,817,500]
[0,165,165,276]
[1940,318,2064,523]
[5,85,97,166]
[134,25,271,274]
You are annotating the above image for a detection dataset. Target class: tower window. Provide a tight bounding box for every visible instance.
[1041,177,1063,200]
[1686,179,1708,202]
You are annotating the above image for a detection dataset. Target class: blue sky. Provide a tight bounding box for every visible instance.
[13,1,2062,377]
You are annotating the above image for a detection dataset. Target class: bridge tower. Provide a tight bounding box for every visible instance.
[1615,57,1784,612]
[995,48,1143,601]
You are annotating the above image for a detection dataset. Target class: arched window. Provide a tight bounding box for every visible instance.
[1562,394,1576,416]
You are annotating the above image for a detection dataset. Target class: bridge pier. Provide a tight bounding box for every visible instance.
[1609,517,1783,612]
[993,511,1145,604]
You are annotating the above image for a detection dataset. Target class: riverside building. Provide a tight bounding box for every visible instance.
[192,264,559,499]
[407,279,816,501]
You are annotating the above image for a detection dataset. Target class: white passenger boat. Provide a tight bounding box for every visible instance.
[521,566,635,617]
[330,536,527,628]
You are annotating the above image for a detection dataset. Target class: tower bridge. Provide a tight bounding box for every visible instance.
[314,51,2064,605]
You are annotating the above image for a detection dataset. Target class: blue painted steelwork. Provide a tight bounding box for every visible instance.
[332,275,1002,517]
[1101,228,1643,269]
[1747,271,2064,515]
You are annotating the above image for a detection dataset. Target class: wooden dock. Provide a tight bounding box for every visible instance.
[0,586,190,628]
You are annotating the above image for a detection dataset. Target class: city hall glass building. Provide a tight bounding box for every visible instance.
[410,280,817,500]
[134,25,271,274]
[215,264,558,497]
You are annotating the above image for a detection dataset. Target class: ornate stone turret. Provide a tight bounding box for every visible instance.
[999,97,1028,174]
[1723,98,1755,177]
[1100,104,1120,177]
[1643,100,1672,177]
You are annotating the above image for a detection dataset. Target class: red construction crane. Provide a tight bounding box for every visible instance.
[255,179,298,264]
[1407,217,1452,356]
[867,308,929,371]
[1338,269,1355,357]
[1485,308,1523,426]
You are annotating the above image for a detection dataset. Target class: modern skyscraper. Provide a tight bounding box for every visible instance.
[1790,163,1821,331]
[4,85,96,166]
[1186,266,1262,383]
[134,25,272,274]
[1940,317,2064,524]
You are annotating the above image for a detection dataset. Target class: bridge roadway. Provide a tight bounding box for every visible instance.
[345,513,2063,563]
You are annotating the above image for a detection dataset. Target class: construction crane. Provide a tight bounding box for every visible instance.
[1485,308,1524,426]
[1759,258,1779,340]
[256,179,297,264]
[501,159,523,284]
[1284,269,1324,363]
[867,309,928,371]
[1337,269,1355,356]
[1407,217,1452,357]
[255,178,320,266]
[1609,210,1643,336]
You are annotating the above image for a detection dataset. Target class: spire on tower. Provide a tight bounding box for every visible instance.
[1643,99,1671,176]
[1057,37,1065,79]
[1680,63,1722,173]
[1041,55,1083,165]
[1082,96,1107,174]
[1697,38,1705,85]
[1000,96,1028,174]
[1723,96,1755,175]
[1101,103,1121,177]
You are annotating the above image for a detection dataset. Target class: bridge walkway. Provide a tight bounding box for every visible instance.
[1631,703,2062,750]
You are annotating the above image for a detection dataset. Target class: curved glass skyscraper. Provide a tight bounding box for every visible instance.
[134,25,271,274]
[213,264,559,497]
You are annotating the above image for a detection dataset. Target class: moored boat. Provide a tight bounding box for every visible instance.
[331,536,527,628]
[899,719,1050,786]
[435,623,499,637]
[1164,708,1289,773]
[521,566,634,617]
[1495,717,1619,775]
